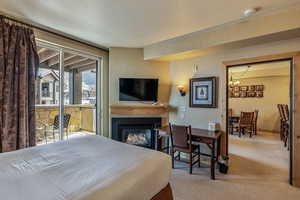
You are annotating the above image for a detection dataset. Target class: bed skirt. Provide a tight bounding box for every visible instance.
[151,183,173,200]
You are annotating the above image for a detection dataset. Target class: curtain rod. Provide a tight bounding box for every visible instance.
[0,14,109,52]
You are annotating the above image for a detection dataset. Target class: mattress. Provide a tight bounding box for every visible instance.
[0,135,171,200]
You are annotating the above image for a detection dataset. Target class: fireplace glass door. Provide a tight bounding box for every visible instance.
[122,128,153,148]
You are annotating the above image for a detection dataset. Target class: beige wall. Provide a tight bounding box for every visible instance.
[109,48,170,105]
[34,30,110,137]
[229,76,290,133]
[167,37,300,186]
[168,37,300,133]
[108,48,171,136]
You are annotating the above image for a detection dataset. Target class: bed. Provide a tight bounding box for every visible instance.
[0,135,173,200]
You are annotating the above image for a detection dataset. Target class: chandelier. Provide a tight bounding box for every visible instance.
[229,75,240,87]
[229,65,251,87]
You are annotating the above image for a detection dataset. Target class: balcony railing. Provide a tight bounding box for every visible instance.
[35,104,96,145]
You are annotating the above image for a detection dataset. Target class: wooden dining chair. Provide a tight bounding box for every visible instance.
[252,110,259,135]
[238,112,254,138]
[228,108,233,118]
[283,105,289,121]
[282,104,290,148]
[228,109,240,135]
[154,123,171,154]
[277,104,285,141]
[169,123,200,174]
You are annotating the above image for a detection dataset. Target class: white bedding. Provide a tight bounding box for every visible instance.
[0,135,171,200]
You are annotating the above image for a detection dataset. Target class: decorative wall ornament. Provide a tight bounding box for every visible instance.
[229,85,264,98]
[177,85,186,96]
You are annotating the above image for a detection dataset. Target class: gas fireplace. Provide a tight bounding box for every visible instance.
[111,118,161,149]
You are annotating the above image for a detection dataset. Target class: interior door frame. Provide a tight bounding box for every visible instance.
[36,39,104,137]
[223,52,300,186]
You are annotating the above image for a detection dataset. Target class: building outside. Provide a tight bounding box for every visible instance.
[35,69,96,105]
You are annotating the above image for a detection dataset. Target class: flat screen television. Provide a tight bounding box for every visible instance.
[119,78,158,101]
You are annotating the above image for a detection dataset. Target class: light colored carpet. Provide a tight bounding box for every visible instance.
[170,132,300,200]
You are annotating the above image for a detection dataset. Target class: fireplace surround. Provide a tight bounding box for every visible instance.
[111,117,161,149]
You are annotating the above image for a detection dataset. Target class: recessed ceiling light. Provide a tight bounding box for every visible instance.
[244,8,259,17]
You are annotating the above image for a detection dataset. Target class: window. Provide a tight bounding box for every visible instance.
[41,82,50,97]
[82,70,96,105]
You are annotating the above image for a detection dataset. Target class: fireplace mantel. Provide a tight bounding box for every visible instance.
[110,104,170,115]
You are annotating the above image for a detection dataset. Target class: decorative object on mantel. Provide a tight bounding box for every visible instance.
[190,77,217,108]
[229,85,264,98]
[176,85,186,96]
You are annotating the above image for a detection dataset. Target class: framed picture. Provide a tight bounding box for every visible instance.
[233,92,240,98]
[240,86,248,91]
[249,85,256,92]
[190,77,217,108]
[256,91,264,97]
[247,91,256,97]
[240,91,247,98]
[256,85,264,91]
[233,86,240,92]
[195,85,208,100]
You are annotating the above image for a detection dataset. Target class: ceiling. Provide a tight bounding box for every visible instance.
[37,47,96,72]
[229,61,290,79]
[1,0,300,48]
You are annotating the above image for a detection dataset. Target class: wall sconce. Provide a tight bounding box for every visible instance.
[177,85,186,96]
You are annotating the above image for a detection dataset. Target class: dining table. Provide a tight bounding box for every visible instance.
[155,125,222,180]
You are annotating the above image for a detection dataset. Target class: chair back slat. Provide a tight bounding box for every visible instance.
[228,108,233,117]
[169,124,191,149]
[239,112,254,125]
[53,114,71,129]
[254,110,259,123]
[283,104,289,121]
[278,104,289,122]
[277,104,285,120]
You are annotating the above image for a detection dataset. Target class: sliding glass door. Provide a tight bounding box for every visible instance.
[35,40,102,145]
[62,50,98,139]
[35,44,61,145]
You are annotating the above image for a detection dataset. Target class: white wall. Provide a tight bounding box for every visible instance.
[229,76,290,132]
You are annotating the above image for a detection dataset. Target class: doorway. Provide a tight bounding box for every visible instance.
[35,40,102,145]
[225,57,294,185]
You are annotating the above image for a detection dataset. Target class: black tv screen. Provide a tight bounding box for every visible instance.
[119,78,158,101]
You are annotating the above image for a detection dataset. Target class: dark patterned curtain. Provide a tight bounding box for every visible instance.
[0,17,39,152]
